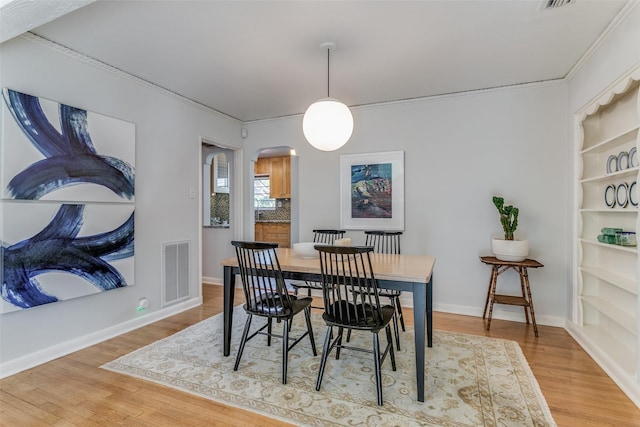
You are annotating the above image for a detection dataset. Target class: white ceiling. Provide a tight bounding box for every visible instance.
[3,0,631,122]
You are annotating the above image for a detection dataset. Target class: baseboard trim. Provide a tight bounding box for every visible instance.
[433,302,566,328]
[0,296,203,379]
[566,321,640,409]
[203,276,221,285]
[210,280,565,328]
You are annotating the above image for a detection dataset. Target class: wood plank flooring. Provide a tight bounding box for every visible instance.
[2,284,639,426]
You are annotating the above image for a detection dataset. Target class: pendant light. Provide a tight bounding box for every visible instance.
[303,42,353,151]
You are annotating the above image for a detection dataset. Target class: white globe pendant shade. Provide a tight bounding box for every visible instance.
[302,97,353,151]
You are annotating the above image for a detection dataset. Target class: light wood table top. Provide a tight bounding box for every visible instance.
[221,248,436,284]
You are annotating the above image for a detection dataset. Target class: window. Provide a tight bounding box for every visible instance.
[213,153,229,194]
[254,176,275,209]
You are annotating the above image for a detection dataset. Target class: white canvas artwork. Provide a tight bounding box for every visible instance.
[1,89,135,312]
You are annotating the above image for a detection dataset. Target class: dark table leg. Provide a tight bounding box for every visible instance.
[223,265,236,356]
[412,280,427,402]
[427,275,432,348]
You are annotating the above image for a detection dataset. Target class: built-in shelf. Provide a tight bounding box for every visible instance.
[581,325,637,376]
[572,69,640,407]
[582,126,639,154]
[580,166,639,183]
[580,208,639,213]
[582,295,637,334]
[581,266,637,295]
[580,238,638,253]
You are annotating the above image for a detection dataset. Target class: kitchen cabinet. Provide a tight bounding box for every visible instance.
[255,156,291,199]
[269,156,291,199]
[569,67,640,406]
[255,222,290,248]
[255,157,270,175]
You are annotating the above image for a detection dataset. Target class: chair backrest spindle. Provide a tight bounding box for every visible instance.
[313,229,346,245]
[364,231,402,254]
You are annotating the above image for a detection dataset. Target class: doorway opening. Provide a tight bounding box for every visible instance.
[200,140,241,287]
[253,146,299,247]
[203,145,232,227]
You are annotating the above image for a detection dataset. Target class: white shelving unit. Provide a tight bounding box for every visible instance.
[570,67,640,407]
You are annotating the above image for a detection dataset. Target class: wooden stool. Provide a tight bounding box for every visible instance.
[480,256,543,337]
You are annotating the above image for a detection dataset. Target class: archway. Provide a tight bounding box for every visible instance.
[252,146,299,246]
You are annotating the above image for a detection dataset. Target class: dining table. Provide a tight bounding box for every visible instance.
[220,247,436,402]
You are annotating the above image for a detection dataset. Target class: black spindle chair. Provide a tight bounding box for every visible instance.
[231,241,317,384]
[314,245,396,406]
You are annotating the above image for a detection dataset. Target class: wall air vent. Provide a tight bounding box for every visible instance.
[162,241,190,306]
[541,0,575,10]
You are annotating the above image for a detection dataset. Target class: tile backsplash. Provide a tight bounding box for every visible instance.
[211,193,229,224]
[256,199,291,221]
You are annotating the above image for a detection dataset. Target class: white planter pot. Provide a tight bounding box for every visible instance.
[491,238,529,262]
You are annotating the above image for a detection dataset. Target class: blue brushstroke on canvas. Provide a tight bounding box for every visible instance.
[1,89,135,310]
[1,204,134,309]
[2,89,134,200]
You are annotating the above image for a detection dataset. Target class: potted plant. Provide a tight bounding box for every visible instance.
[491,196,529,261]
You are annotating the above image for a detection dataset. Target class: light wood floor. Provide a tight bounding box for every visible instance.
[2,284,639,426]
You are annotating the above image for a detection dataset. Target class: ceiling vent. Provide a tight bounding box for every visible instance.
[541,0,575,10]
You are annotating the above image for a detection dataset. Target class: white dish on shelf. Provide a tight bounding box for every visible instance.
[606,154,618,174]
[604,184,616,208]
[629,147,637,168]
[616,182,629,208]
[629,181,637,207]
[617,151,629,170]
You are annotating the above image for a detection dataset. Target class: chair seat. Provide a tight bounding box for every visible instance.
[246,294,313,318]
[322,301,395,331]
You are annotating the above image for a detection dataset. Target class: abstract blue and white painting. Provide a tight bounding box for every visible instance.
[1,203,135,313]
[1,89,135,203]
[1,89,135,312]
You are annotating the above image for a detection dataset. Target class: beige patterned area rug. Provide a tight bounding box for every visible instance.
[102,307,556,426]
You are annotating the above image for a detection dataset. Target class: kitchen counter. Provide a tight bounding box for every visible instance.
[255,220,291,223]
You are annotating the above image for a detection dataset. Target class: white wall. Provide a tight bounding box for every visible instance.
[0,35,242,375]
[566,4,640,320]
[244,81,568,325]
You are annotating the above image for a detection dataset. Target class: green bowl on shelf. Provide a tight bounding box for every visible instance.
[597,234,617,244]
[601,227,623,236]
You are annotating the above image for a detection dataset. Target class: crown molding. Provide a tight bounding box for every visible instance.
[0,0,96,43]
[19,32,242,124]
[565,0,639,81]
[244,78,567,125]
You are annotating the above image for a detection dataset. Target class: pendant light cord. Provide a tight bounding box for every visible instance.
[327,47,330,98]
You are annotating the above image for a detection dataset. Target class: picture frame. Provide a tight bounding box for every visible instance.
[340,150,404,230]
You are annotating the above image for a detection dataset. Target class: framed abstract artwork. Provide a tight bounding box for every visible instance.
[339,151,404,230]
[0,88,135,313]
